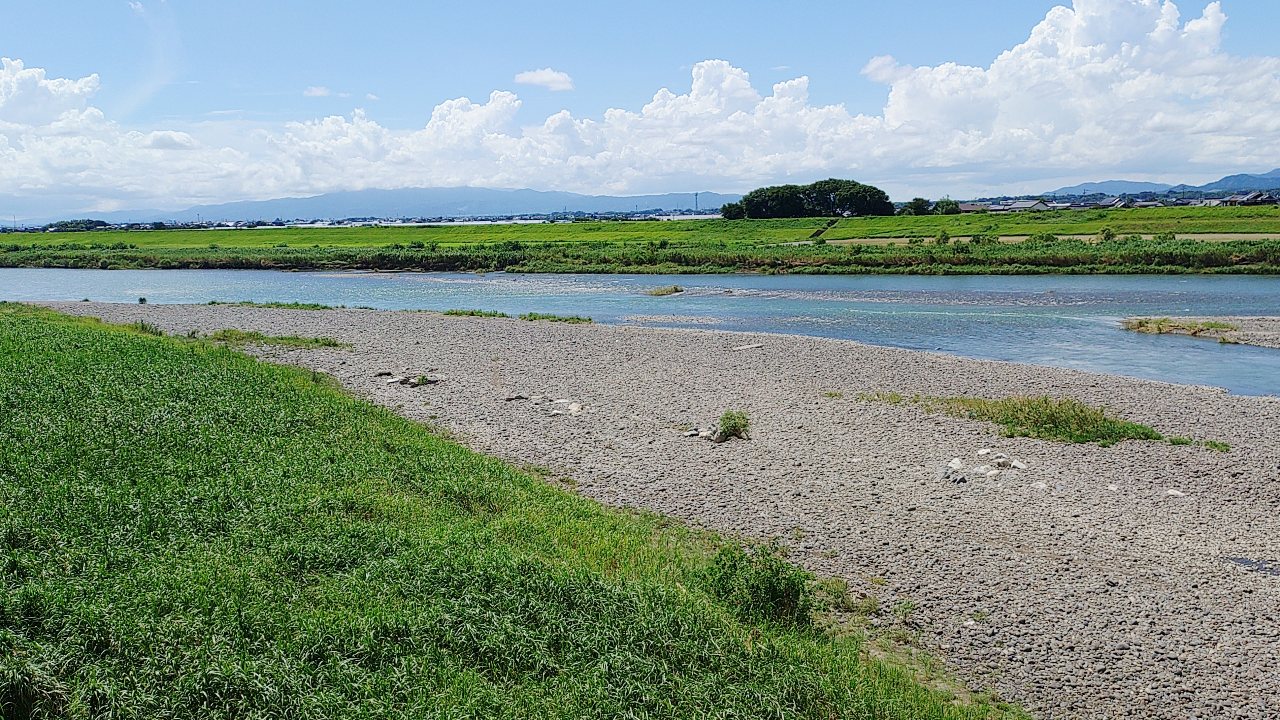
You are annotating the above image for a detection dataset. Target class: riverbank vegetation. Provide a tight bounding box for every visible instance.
[2,304,1025,718]
[1123,317,1239,340]
[859,392,1229,450]
[5,209,1280,274]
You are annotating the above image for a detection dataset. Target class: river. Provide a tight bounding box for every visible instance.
[4,268,1279,396]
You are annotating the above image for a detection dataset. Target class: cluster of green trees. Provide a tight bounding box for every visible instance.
[898,197,960,216]
[721,179,894,219]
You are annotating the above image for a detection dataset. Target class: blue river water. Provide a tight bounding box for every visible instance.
[3,268,1280,396]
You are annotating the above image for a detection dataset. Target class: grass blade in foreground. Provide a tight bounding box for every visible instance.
[0,304,1022,719]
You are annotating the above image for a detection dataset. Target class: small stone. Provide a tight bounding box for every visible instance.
[977,448,992,456]
[386,376,406,385]
[374,371,393,377]
[948,458,965,470]
[1107,484,1119,491]
[568,402,584,416]
[973,465,993,475]
[986,470,1001,478]
[504,393,529,401]
[553,399,572,404]
[1011,459,1029,470]
[1166,489,1186,497]
[1031,481,1048,490]
[683,430,700,437]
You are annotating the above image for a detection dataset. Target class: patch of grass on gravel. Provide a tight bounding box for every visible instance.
[0,302,1025,720]
[646,285,684,296]
[861,392,1164,446]
[443,308,511,318]
[208,300,336,310]
[206,328,351,349]
[519,312,593,324]
[1122,317,1239,336]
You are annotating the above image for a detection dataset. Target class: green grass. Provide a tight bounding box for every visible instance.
[205,328,351,349]
[1122,317,1239,337]
[519,312,593,324]
[207,300,336,310]
[7,211,1280,274]
[646,284,684,296]
[0,303,1023,718]
[442,309,511,318]
[860,392,1232,451]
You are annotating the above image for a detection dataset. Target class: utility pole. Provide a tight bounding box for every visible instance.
[694,192,700,212]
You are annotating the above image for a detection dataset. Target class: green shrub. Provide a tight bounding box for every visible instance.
[715,410,750,441]
[126,321,164,336]
[706,541,812,628]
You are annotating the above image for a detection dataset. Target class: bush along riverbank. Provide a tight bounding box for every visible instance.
[0,303,1023,719]
[4,234,1280,274]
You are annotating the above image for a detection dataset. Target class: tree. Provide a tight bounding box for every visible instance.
[738,179,894,219]
[720,202,746,220]
[898,198,932,216]
[933,198,961,215]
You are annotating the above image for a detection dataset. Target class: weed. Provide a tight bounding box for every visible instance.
[714,410,750,441]
[125,321,164,336]
[1202,440,1232,453]
[823,390,845,399]
[1168,437,1193,446]
[705,540,812,628]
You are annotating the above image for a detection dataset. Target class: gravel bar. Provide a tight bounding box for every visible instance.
[43,302,1280,720]
[1122,316,1280,349]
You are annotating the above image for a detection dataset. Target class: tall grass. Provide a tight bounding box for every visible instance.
[0,303,1022,719]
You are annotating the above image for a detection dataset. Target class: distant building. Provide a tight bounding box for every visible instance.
[957,203,990,213]
[1222,191,1278,206]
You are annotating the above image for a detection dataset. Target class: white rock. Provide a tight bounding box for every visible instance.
[1107,484,1120,491]
[977,448,992,457]
[568,403,584,416]
[986,470,1001,478]
[553,399,572,404]
[973,465,993,475]
[731,343,765,351]
[1166,489,1186,497]
[1031,481,1049,490]
[948,458,965,470]
[1011,459,1029,470]
[683,430,700,437]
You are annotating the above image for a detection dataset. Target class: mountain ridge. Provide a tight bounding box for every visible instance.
[27,187,742,225]
[1047,169,1280,197]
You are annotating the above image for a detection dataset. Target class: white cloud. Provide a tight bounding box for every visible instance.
[513,67,574,92]
[5,1,1280,215]
[302,86,331,98]
[366,93,379,101]
[128,1,144,12]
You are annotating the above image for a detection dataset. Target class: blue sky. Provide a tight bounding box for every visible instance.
[3,1,1280,215]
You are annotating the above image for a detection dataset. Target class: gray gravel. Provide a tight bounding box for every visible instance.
[44,302,1280,720]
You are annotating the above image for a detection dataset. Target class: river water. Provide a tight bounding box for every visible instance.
[4,268,1279,396]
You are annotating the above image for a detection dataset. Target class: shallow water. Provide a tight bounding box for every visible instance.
[4,268,1280,396]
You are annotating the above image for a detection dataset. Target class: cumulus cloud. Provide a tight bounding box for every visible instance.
[303,85,331,97]
[513,67,575,92]
[4,1,1280,215]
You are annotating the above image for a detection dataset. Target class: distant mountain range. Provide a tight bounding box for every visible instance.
[38,187,742,225]
[1047,169,1280,197]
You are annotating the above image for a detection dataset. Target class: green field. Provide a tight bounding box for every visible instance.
[5,207,1280,273]
[0,304,1023,719]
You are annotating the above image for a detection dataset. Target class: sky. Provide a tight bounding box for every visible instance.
[3,0,1280,217]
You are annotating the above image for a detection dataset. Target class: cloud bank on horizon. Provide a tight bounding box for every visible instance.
[2,0,1278,216]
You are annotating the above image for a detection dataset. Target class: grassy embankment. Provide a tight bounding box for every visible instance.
[4,207,1280,274]
[0,303,1024,718]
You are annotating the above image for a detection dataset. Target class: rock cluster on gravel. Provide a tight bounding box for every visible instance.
[45,302,1280,720]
